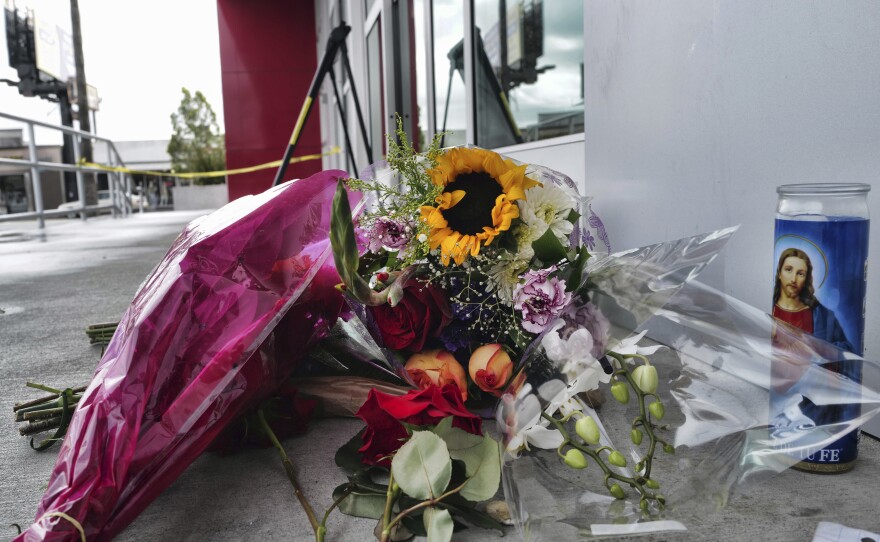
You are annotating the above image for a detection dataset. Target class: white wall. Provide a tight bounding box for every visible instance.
[496,133,586,190]
[583,1,880,360]
[173,184,229,212]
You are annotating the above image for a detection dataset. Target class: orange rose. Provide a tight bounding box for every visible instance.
[468,344,514,397]
[405,349,468,401]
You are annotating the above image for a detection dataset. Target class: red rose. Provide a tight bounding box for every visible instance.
[355,384,482,466]
[368,278,452,351]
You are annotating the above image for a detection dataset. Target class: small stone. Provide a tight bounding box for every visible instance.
[485,500,514,525]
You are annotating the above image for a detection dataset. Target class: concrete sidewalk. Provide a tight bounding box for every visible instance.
[1,213,879,542]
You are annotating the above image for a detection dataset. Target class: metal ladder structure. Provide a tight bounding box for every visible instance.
[0,110,140,229]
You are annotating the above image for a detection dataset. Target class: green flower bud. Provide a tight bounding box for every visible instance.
[649,401,665,420]
[630,428,643,445]
[563,449,588,469]
[608,450,627,467]
[656,494,666,505]
[663,443,675,454]
[646,479,660,489]
[631,364,658,394]
[639,499,649,511]
[609,483,625,499]
[611,381,630,404]
[575,416,601,445]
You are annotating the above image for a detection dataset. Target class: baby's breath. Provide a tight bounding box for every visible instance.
[345,116,447,270]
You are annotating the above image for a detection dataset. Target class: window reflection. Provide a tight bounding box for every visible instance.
[366,20,385,156]
[414,0,428,150]
[475,0,584,144]
[433,1,466,146]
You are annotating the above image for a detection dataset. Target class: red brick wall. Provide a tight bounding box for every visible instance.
[218,0,321,200]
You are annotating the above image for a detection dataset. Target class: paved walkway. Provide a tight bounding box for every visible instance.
[1,212,879,541]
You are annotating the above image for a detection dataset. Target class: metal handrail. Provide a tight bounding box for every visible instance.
[522,110,584,142]
[0,110,139,228]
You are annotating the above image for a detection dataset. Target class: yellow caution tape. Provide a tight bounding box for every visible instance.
[79,146,341,179]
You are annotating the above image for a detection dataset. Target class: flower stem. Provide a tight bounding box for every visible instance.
[541,410,661,505]
[379,472,399,542]
[256,409,321,538]
[607,352,668,480]
[380,481,467,542]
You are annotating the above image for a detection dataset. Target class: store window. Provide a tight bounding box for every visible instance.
[366,19,385,156]
[432,1,467,146]
[473,0,584,144]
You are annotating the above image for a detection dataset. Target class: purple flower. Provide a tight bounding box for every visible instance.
[560,299,610,358]
[362,217,412,253]
[513,266,571,334]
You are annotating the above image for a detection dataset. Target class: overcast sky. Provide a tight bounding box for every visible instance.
[0,0,224,143]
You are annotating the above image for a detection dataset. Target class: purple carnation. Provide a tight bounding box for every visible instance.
[560,299,610,358]
[362,217,412,253]
[513,266,571,334]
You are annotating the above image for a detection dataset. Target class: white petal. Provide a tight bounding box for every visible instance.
[523,425,565,450]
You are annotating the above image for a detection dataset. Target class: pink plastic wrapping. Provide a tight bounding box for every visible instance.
[16,169,356,542]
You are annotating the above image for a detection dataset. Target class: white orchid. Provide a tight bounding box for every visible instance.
[541,321,611,389]
[607,330,664,358]
[502,365,607,454]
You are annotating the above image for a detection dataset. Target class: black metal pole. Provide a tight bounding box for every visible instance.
[440,68,454,148]
[339,42,373,164]
[272,23,350,187]
[328,68,358,174]
[70,0,96,205]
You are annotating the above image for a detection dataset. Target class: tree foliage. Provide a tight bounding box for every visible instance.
[167,88,226,185]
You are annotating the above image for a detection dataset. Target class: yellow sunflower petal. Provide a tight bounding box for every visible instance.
[440,230,462,258]
[480,151,508,182]
[491,196,519,232]
[481,228,498,247]
[421,206,448,230]
[497,164,531,201]
[429,227,453,250]
[452,236,474,264]
[445,190,466,208]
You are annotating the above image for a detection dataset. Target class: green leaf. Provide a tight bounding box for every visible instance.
[330,180,358,278]
[348,472,389,495]
[439,502,505,534]
[385,250,399,269]
[401,514,428,537]
[432,417,483,453]
[531,226,568,264]
[433,419,500,501]
[457,436,502,503]
[566,208,581,224]
[565,246,591,291]
[424,507,454,542]
[332,483,387,519]
[392,431,452,501]
[335,428,367,474]
[330,180,372,302]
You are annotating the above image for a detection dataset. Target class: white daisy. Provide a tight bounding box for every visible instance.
[486,251,530,305]
[519,183,576,244]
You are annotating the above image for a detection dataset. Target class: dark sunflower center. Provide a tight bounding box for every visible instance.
[442,171,503,235]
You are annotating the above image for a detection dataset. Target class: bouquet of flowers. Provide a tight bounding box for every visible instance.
[327,127,880,540]
[12,122,880,542]
[323,128,721,537]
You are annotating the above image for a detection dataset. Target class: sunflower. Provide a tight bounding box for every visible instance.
[419,148,539,265]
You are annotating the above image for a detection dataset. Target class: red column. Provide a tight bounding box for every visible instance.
[218,0,321,200]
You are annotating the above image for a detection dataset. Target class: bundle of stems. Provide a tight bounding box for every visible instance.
[13,383,87,450]
[86,321,118,345]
